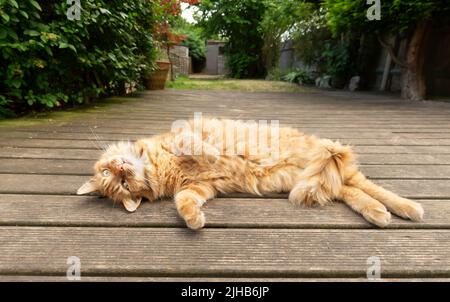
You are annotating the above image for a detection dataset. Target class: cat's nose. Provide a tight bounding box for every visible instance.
[111,163,124,174]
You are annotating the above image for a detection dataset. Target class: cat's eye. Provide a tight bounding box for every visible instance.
[102,169,110,177]
[122,180,129,190]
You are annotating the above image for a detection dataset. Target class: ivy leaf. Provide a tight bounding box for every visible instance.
[44,47,53,56]
[29,0,42,11]
[99,8,111,15]
[108,53,117,61]
[58,42,70,48]
[24,29,40,36]
[1,14,10,23]
[9,0,19,8]
[59,42,77,53]
[68,45,77,53]
[10,79,22,89]
[19,10,29,19]
[7,28,18,40]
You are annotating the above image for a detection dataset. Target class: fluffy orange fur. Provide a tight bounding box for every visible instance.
[77,118,424,229]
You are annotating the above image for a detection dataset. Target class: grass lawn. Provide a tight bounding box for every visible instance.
[166,76,313,93]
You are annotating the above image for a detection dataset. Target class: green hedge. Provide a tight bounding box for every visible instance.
[0,0,158,117]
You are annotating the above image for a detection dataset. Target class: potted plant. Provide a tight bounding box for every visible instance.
[144,47,172,90]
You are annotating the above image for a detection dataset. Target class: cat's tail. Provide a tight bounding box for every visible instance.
[289,139,355,206]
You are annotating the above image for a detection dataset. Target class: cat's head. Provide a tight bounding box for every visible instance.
[77,141,148,212]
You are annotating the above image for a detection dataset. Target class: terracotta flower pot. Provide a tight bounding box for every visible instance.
[145,61,171,90]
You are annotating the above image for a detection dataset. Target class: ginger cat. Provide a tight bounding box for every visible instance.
[77,118,424,229]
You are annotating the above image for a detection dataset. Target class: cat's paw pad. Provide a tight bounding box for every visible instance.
[363,206,391,227]
[185,211,205,230]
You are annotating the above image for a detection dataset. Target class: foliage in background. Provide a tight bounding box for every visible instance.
[323,0,450,98]
[282,68,314,85]
[319,38,359,85]
[0,0,158,117]
[290,6,330,68]
[153,1,200,57]
[172,18,206,72]
[195,0,267,78]
[324,0,449,36]
[262,1,362,87]
[259,0,315,71]
[266,67,314,85]
[322,0,445,80]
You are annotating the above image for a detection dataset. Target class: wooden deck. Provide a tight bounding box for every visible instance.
[1,89,450,281]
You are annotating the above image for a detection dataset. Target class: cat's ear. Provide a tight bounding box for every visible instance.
[77,179,98,195]
[123,196,142,212]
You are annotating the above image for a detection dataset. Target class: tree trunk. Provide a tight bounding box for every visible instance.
[167,46,175,81]
[400,20,431,101]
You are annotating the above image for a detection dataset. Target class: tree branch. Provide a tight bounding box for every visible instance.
[377,34,409,69]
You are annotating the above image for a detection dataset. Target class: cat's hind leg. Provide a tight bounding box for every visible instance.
[347,171,424,221]
[339,185,392,227]
[175,182,215,230]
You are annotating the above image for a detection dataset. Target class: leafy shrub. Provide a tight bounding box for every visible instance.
[0,0,158,117]
[259,0,316,71]
[320,40,355,85]
[266,67,314,85]
[282,68,314,85]
[196,0,267,78]
[288,6,357,87]
[265,67,284,81]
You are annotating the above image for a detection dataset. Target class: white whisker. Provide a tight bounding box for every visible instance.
[89,126,108,151]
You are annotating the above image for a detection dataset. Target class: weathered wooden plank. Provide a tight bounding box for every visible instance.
[0,158,448,179]
[2,147,450,163]
[8,124,450,133]
[0,174,449,198]
[360,154,450,165]
[0,131,144,141]
[0,147,100,160]
[0,159,94,174]
[8,127,450,139]
[0,195,446,228]
[359,165,450,179]
[0,227,448,277]
[355,146,450,153]
[2,137,450,150]
[4,116,450,127]
[0,125,450,139]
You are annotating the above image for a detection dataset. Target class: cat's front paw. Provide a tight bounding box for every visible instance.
[185,211,206,230]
